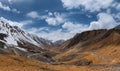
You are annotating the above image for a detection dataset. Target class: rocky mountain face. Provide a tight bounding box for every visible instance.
[61,29,107,49]
[0,18,53,48]
[61,26,120,50]
[0,18,57,63]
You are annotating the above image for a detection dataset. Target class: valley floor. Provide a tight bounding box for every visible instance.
[0,54,120,71]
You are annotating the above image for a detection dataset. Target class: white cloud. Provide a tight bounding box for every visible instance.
[62,13,119,38]
[62,22,88,33]
[112,13,120,20]
[27,11,66,26]
[8,0,12,3]
[112,2,120,11]
[0,2,20,13]
[116,4,120,11]
[0,2,11,11]
[48,12,53,16]
[27,11,40,19]
[8,0,33,3]
[116,6,120,11]
[61,0,113,12]
[20,20,33,26]
[39,29,72,41]
[12,8,20,13]
[27,28,73,42]
[45,12,65,26]
[27,11,48,20]
[89,13,119,30]
[26,23,87,41]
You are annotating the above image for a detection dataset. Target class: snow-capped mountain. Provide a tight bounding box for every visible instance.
[0,18,57,63]
[0,18,53,49]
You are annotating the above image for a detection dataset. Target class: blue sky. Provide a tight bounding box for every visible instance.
[0,0,120,41]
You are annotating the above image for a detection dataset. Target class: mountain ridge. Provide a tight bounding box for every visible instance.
[0,18,54,48]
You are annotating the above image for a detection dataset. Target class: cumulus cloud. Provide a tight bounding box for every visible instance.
[27,11,66,26]
[27,11,40,19]
[61,0,113,12]
[0,2,20,13]
[89,13,119,30]
[62,13,119,36]
[62,22,88,33]
[27,23,87,41]
[27,28,73,42]
[45,12,66,26]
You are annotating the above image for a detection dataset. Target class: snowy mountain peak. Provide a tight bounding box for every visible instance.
[0,18,53,48]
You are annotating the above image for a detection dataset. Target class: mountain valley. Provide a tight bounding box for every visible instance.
[0,18,120,71]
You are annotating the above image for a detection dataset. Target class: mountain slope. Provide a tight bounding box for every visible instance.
[54,25,120,65]
[0,19,52,48]
[0,18,58,63]
[0,18,53,48]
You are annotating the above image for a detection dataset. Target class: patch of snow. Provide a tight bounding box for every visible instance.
[0,39,7,44]
[4,46,7,49]
[16,47,27,52]
[4,35,18,46]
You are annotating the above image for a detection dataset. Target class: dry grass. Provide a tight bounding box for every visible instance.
[0,54,116,71]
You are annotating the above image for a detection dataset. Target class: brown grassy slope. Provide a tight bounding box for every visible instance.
[0,54,45,71]
[54,29,120,65]
[0,54,118,71]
